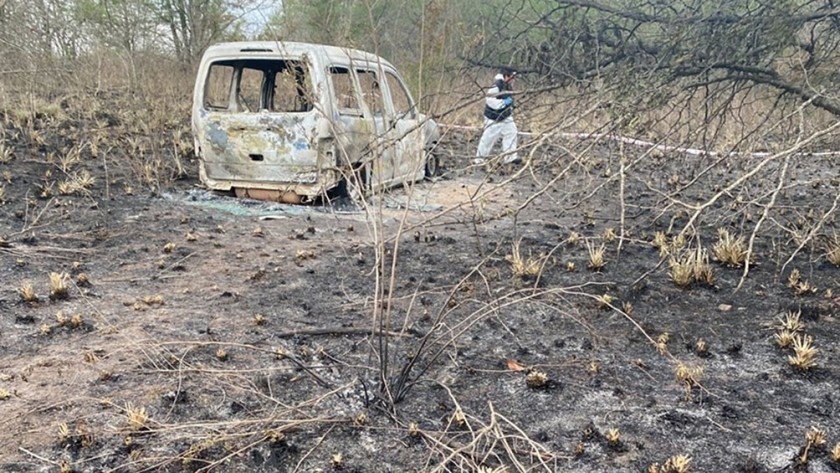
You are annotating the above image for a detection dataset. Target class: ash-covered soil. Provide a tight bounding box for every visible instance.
[1,104,840,473]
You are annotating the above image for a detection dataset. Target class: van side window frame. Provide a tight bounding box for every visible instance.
[383,70,417,120]
[355,67,390,119]
[327,65,363,117]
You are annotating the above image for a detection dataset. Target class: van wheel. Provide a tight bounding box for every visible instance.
[424,150,439,179]
[335,163,369,202]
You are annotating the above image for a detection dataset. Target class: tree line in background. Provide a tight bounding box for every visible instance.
[2,0,840,142]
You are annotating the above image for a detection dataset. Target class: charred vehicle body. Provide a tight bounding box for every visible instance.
[192,41,440,203]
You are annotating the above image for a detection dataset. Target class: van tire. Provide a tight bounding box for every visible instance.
[424,150,439,179]
[334,163,370,202]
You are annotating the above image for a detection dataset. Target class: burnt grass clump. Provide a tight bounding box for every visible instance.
[1,94,840,472]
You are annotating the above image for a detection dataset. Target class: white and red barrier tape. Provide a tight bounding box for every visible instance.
[439,123,840,158]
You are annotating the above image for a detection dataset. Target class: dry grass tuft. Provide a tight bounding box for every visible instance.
[691,248,715,285]
[330,452,343,470]
[669,247,714,287]
[793,279,817,296]
[788,334,818,370]
[49,272,69,300]
[799,426,827,464]
[596,293,614,310]
[525,370,549,389]
[671,233,687,253]
[694,339,708,356]
[504,239,541,278]
[653,231,669,257]
[0,145,11,164]
[58,180,77,196]
[0,388,11,400]
[775,330,795,348]
[662,454,692,473]
[125,402,149,431]
[605,428,620,445]
[825,234,840,266]
[830,442,840,462]
[57,422,71,443]
[787,268,801,288]
[0,185,6,203]
[586,241,607,271]
[712,228,748,267]
[655,333,669,354]
[274,347,288,360]
[777,310,804,333]
[58,170,96,195]
[19,281,38,302]
[675,362,703,400]
[669,257,694,287]
[133,294,165,311]
[215,347,229,361]
[805,426,826,448]
[451,408,466,427]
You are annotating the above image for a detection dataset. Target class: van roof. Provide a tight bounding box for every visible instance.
[201,41,396,69]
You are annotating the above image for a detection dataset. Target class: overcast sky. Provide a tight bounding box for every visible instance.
[241,1,281,37]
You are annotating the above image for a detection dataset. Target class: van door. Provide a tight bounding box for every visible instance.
[197,59,321,188]
[355,68,395,188]
[328,66,390,190]
[383,70,425,183]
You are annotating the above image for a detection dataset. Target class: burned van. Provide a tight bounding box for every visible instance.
[191,41,440,203]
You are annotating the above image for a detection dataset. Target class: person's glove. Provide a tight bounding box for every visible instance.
[503,97,513,107]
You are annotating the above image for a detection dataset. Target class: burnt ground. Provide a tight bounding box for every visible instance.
[1,108,840,473]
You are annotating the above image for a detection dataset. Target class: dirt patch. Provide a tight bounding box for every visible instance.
[1,109,840,473]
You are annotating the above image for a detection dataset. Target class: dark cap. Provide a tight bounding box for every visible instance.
[500,66,517,77]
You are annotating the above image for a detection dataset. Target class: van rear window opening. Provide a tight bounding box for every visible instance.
[204,59,313,113]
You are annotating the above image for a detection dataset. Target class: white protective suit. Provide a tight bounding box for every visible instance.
[475,74,520,165]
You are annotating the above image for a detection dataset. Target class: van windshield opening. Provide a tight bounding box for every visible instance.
[204,59,314,113]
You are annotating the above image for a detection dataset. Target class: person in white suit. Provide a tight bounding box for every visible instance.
[474,67,521,166]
